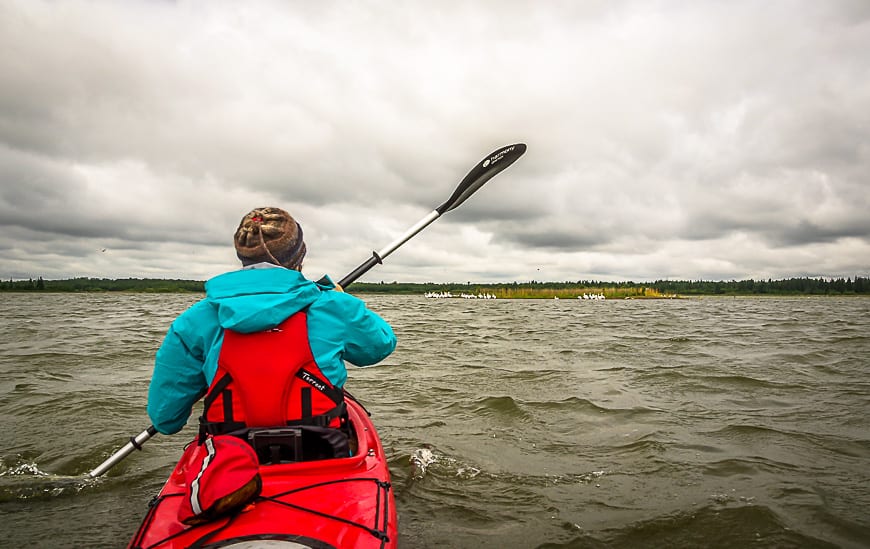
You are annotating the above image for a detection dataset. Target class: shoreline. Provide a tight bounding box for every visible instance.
[2,276,867,297]
[3,290,868,299]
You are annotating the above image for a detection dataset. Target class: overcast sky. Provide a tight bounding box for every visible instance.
[2,1,868,284]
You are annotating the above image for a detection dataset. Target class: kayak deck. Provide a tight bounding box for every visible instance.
[129,398,396,549]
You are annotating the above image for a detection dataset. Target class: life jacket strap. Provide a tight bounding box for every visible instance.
[295,368,344,405]
[287,401,348,428]
[200,372,247,440]
[201,397,347,435]
[202,372,233,418]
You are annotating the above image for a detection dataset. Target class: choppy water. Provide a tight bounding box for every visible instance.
[1,293,868,548]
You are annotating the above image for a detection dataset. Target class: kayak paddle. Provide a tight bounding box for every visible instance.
[89,142,527,477]
[339,143,526,288]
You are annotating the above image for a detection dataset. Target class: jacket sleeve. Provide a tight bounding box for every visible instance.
[344,298,396,366]
[336,293,397,367]
[147,314,211,435]
[304,291,395,387]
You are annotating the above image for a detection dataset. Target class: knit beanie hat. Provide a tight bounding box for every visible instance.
[234,207,307,269]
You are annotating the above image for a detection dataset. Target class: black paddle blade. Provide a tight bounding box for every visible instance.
[436,143,527,214]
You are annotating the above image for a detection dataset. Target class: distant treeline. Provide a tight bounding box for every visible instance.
[2,276,867,296]
[0,277,205,293]
[349,277,870,298]
[646,277,869,295]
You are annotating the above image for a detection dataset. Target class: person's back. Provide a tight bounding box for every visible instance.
[147,207,396,438]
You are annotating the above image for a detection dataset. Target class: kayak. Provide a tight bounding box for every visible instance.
[128,396,397,549]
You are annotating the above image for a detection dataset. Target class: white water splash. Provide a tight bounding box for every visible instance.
[1,458,97,500]
[0,461,50,477]
[410,447,438,480]
[456,466,481,479]
[575,470,607,484]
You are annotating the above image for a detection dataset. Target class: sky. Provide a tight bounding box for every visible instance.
[1,1,869,284]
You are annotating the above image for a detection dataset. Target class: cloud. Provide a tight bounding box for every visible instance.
[1,0,868,283]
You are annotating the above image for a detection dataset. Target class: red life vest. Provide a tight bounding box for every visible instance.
[199,311,346,436]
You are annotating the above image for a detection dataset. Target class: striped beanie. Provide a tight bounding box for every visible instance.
[233,207,306,270]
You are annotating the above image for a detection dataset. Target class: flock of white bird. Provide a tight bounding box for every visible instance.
[424,292,608,300]
[424,292,498,299]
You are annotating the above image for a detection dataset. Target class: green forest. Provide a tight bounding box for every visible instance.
[1,276,868,297]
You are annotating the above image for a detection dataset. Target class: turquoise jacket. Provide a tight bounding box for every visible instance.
[147,266,396,435]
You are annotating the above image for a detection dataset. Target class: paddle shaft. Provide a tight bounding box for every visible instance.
[338,210,440,288]
[87,425,157,478]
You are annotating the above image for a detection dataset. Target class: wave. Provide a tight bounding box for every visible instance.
[637,368,808,392]
[705,423,870,456]
[536,504,840,549]
[437,395,663,427]
[0,457,98,502]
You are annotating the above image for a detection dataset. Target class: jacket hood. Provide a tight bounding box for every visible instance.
[204,267,322,333]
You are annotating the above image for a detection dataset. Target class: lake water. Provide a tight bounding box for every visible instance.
[1,293,868,548]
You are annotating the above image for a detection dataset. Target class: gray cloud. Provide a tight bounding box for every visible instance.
[1,1,868,283]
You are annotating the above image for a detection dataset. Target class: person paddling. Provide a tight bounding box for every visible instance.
[146,207,397,445]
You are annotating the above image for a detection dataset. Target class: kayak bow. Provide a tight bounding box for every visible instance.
[128,397,396,549]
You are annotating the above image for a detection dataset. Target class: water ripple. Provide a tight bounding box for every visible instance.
[1,294,869,548]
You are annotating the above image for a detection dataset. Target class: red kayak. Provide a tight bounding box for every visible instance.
[128,397,396,549]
